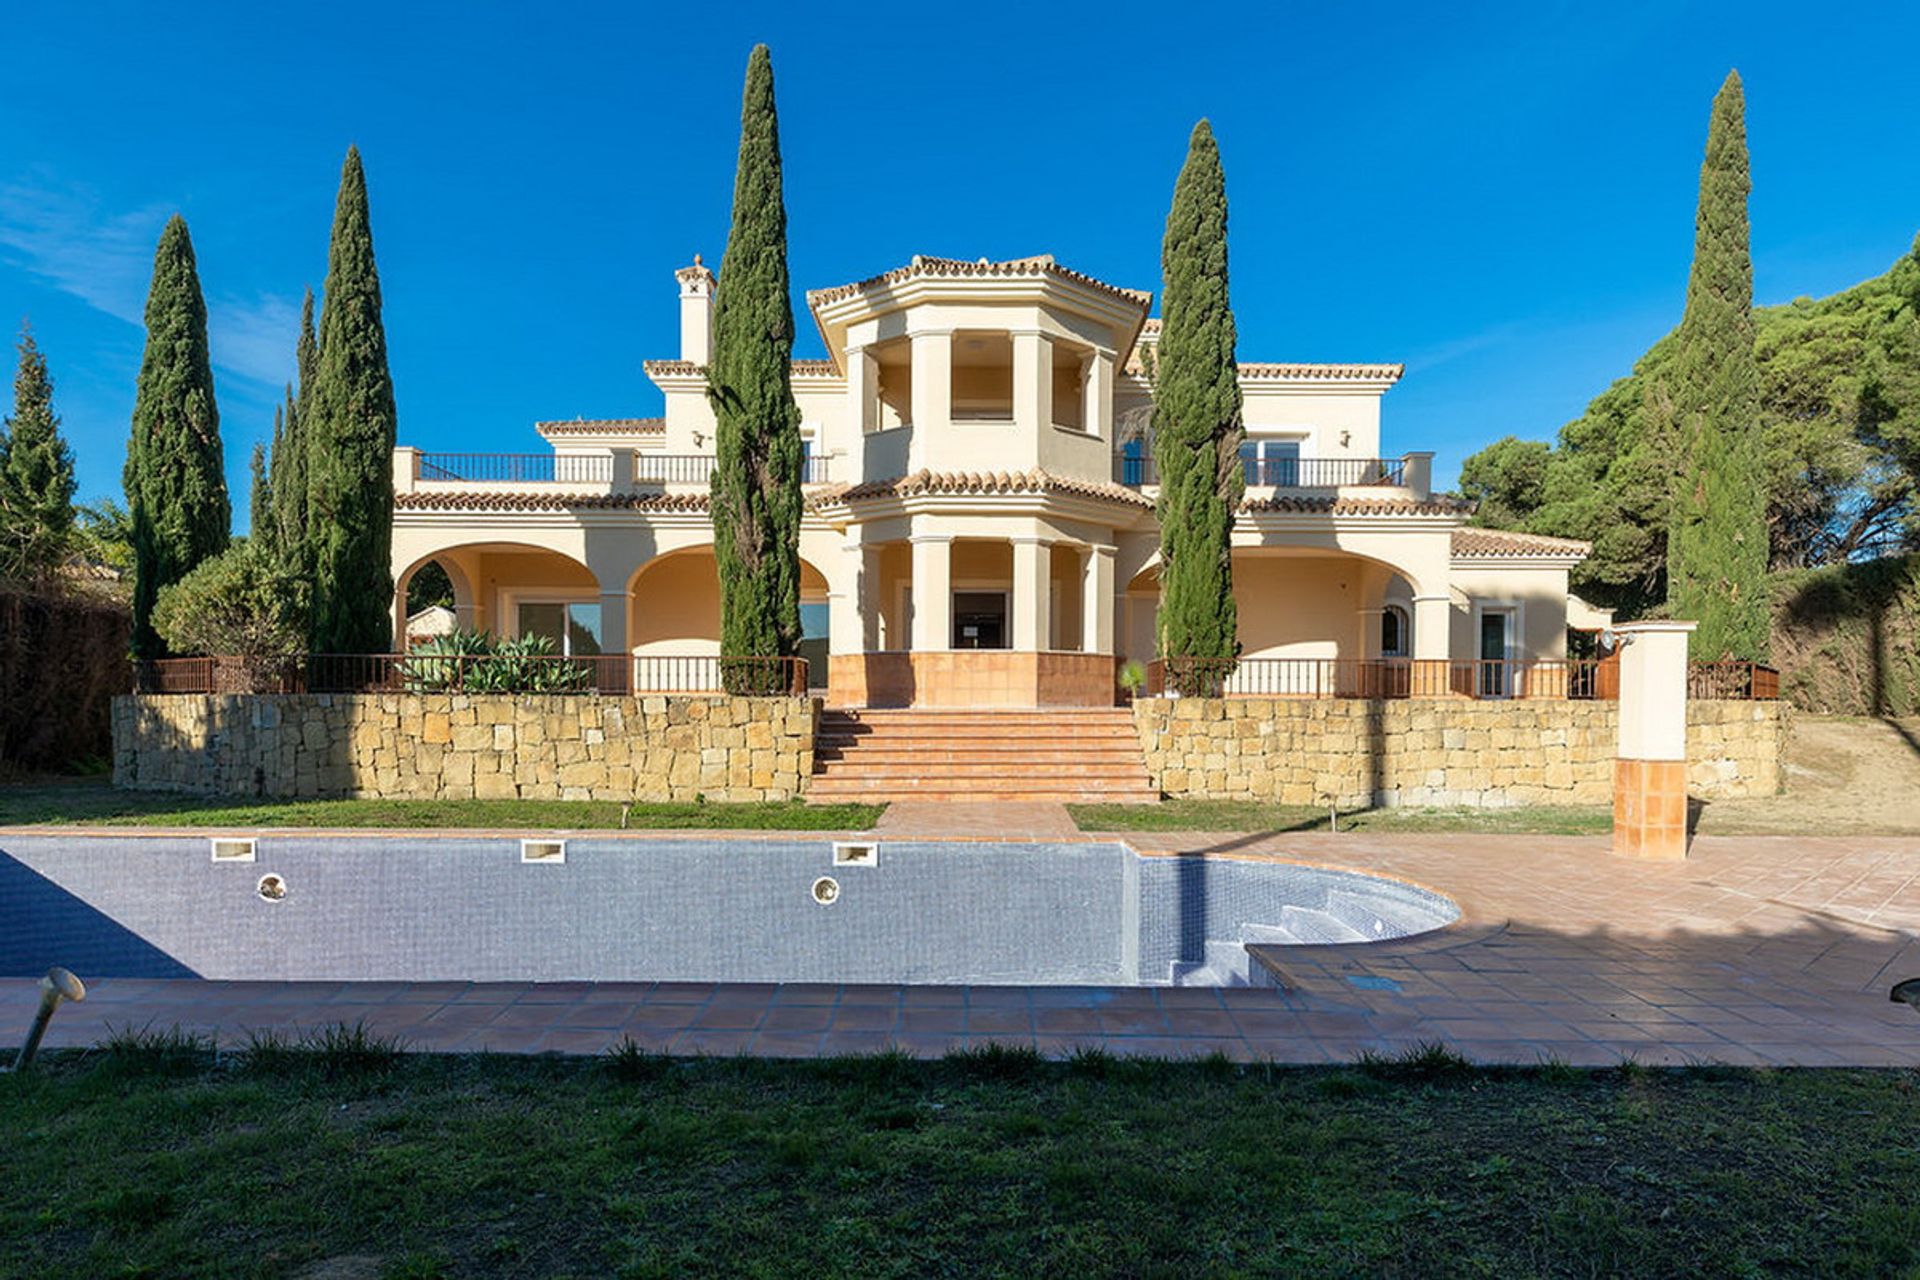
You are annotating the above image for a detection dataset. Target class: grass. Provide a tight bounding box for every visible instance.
[1071,799,1614,834]
[0,1047,1914,1276]
[0,778,882,831]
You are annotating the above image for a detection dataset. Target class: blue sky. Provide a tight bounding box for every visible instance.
[4,1,1919,527]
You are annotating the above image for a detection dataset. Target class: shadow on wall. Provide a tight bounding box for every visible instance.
[0,852,200,979]
[1777,553,1919,759]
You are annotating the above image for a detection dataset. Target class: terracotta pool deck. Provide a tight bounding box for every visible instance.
[4,823,1919,1067]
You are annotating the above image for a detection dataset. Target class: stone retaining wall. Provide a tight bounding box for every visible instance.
[112,693,819,803]
[1132,698,1786,808]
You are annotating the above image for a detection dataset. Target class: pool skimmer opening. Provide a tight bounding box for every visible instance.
[832,841,878,868]
[210,837,256,864]
[521,839,567,865]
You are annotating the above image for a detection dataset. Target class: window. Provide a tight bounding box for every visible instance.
[1380,605,1409,658]
[516,601,603,656]
[1119,436,1149,486]
[1240,438,1302,485]
[951,332,1013,421]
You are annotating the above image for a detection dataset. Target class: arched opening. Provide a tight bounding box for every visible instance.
[628,546,832,689]
[392,543,595,652]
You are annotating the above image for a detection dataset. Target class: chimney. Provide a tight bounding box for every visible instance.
[676,255,715,365]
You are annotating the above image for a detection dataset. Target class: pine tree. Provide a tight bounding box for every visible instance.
[1151,120,1245,686]
[1667,71,1771,660]
[0,323,78,583]
[125,216,230,656]
[248,438,272,541]
[706,44,804,689]
[304,149,398,653]
[269,288,316,561]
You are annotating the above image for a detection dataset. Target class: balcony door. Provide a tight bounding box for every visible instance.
[1478,609,1512,698]
[1239,437,1302,486]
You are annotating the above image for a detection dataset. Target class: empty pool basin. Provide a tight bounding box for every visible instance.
[0,835,1460,988]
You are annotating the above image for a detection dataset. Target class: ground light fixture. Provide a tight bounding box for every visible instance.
[1891,978,1920,1012]
[7,967,86,1073]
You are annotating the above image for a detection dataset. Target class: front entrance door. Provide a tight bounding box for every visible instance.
[1479,610,1511,698]
[952,591,1007,649]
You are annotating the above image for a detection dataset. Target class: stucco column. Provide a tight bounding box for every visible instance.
[1081,544,1116,655]
[1613,620,1696,860]
[1013,330,1052,434]
[831,543,876,656]
[1086,350,1114,440]
[1011,536,1051,652]
[846,344,876,438]
[910,535,952,651]
[1409,592,1452,696]
[595,589,630,693]
[909,330,950,432]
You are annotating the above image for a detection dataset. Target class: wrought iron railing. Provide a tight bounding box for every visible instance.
[1144,656,1778,701]
[414,452,831,486]
[1113,456,1407,488]
[417,453,612,484]
[135,654,810,698]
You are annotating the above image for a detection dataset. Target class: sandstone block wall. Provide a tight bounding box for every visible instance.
[1132,698,1786,808]
[112,693,819,803]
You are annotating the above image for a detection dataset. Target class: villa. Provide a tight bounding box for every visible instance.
[388,252,1609,712]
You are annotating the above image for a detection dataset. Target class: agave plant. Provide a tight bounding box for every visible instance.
[400,630,493,692]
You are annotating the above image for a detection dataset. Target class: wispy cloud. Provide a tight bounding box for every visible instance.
[0,179,161,326]
[0,176,298,388]
[1402,321,1524,374]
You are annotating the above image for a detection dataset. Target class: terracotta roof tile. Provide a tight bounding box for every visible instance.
[1451,527,1592,558]
[1239,493,1470,517]
[806,254,1152,311]
[396,491,709,514]
[534,417,664,436]
[816,468,1155,511]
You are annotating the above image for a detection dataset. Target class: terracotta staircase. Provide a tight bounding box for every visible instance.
[806,708,1160,805]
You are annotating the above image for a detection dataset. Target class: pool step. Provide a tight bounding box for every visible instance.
[807,708,1159,805]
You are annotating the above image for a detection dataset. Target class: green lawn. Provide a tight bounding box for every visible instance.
[1,1042,1914,1277]
[0,779,881,831]
[1071,799,1614,835]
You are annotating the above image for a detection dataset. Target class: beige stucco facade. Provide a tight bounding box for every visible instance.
[390,254,1597,706]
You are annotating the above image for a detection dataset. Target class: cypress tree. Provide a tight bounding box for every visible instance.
[706,44,804,687]
[270,288,316,560]
[248,437,272,541]
[125,216,230,656]
[1152,120,1245,682]
[1667,71,1770,660]
[0,323,78,583]
[305,148,398,653]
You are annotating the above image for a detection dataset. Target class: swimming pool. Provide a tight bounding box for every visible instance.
[0,835,1459,987]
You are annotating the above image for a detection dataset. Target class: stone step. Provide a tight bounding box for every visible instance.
[814,747,1148,765]
[807,787,1162,805]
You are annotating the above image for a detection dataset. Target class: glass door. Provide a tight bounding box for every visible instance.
[1478,611,1510,698]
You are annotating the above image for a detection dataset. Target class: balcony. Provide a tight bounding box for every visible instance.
[406,450,831,490]
[1114,455,1410,490]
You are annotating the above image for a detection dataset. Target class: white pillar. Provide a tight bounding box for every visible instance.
[1011,537,1051,652]
[910,535,952,651]
[846,345,877,434]
[597,590,629,656]
[909,330,950,432]
[1612,619,1698,860]
[1013,330,1052,434]
[1081,544,1116,655]
[391,447,419,495]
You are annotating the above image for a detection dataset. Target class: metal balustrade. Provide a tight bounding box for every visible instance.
[135,654,810,697]
[413,452,832,486]
[1114,456,1408,488]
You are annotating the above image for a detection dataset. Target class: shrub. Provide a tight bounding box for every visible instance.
[150,543,306,685]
